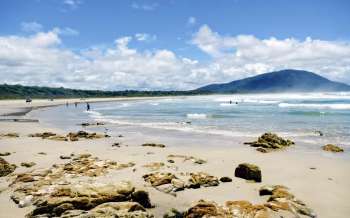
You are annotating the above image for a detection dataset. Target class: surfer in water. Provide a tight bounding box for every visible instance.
[86,102,90,111]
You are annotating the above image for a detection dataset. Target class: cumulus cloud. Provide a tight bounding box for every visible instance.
[63,0,82,9]
[21,22,43,32]
[192,25,350,83]
[134,33,157,42]
[0,25,349,91]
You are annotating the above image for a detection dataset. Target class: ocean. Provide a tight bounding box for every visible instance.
[29,92,350,152]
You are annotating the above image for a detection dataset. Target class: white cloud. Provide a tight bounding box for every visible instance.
[53,27,79,36]
[131,2,158,11]
[63,0,82,9]
[135,33,156,42]
[192,25,350,84]
[0,25,349,91]
[187,17,196,26]
[21,22,43,32]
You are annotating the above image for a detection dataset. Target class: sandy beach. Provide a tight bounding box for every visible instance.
[0,98,349,218]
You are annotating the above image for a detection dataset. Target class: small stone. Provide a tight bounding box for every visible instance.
[37,152,47,155]
[220,176,232,183]
[163,208,184,218]
[0,152,11,156]
[20,162,36,168]
[112,142,121,147]
[60,155,71,160]
[142,143,166,148]
[131,190,152,208]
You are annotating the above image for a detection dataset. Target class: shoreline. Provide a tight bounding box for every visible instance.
[0,98,349,217]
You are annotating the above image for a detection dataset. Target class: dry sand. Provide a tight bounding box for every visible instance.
[0,98,349,217]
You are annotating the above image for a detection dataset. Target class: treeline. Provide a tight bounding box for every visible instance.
[0,84,209,99]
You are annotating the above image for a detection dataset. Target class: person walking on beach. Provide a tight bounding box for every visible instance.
[86,102,90,111]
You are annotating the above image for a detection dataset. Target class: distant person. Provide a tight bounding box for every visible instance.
[74,102,78,107]
[229,100,232,104]
[236,102,238,104]
[66,102,69,107]
[86,102,90,111]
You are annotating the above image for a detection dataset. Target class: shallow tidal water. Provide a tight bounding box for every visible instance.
[29,93,350,156]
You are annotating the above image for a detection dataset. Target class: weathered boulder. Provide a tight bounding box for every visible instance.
[26,181,153,217]
[163,208,184,218]
[142,143,166,148]
[188,172,219,188]
[28,132,56,139]
[67,131,108,141]
[225,200,268,217]
[143,172,176,187]
[0,157,16,177]
[245,133,294,152]
[184,200,227,218]
[234,163,262,182]
[322,144,344,152]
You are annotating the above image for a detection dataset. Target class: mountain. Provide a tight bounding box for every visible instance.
[196,69,350,93]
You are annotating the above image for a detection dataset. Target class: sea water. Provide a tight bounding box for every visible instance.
[30,92,350,151]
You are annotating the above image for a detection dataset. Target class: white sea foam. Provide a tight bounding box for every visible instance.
[186,113,207,119]
[220,103,237,106]
[278,103,350,110]
[150,103,159,106]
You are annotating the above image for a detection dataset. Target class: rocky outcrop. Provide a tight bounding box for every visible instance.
[29,131,109,141]
[167,154,206,165]
[261,185,316,218]
[234,163,262,182]
[142,143,166,148]
[181,185,316,218]
[0,157,16,177]
[143,171,219,195]
[9,155,149,217]
[322,144,344,152]
[244,133,294,153]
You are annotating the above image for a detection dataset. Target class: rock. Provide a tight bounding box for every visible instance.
[143,172,176,186]
[188,172,219,187]
[163,208,184,218]
[142,143,166,148]
[0,132,19,138]
[262,185,316,218]
[225,200,268,217]
[20,162,36,168]
[60,155,71,160]
[82,202,153,218]
[322,144,344,152]
[0,152,11,156]
[80,122,105,127]
[167,154,206,165]
[131,190,153,208]
[234,163,262,182]
[171,179,185,192]
[315,130,324,136]
[112,142,121,147]
[184,200,227,217]
[118,134,124,138]
[67,131,107,141]
[142,162,165,171]
[28,132,56,139]
[0,157,16,177]
[37,152,47,155]
[219,176,232,183]
[245,133,294,152]
[26,181,145,217]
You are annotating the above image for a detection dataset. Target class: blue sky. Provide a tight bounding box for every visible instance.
[0,0,350,90]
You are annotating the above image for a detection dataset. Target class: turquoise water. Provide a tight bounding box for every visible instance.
[31,93,350,150]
